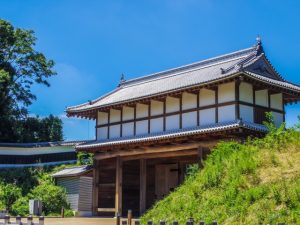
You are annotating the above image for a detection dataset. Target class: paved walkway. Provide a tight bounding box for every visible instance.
[45,217,116,225]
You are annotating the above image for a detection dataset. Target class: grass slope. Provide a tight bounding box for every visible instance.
[141,124,300,225]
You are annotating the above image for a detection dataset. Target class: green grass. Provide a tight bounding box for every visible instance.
[141,123,300,225]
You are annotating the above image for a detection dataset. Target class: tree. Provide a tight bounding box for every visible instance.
[0,19,56,142]
[0,183,22,212]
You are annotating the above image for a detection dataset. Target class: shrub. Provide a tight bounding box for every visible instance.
[11,197,29,216]
[29,182,69,215]
[0,183,22,212]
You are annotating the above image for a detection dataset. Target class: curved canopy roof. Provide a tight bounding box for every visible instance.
[67,40,300,118]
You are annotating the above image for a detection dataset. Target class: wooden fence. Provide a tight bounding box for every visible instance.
[0,215,44,225]
[117,210,286,225]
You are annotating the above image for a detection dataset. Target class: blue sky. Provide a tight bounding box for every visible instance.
[2,0,300,140]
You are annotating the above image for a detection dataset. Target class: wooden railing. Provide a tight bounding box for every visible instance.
[116,210,286,225]
[0,215,44,225]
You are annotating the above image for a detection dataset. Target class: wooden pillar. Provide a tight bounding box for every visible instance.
[92,159,99,215]
[139,159,147,215]
[115,156,122,216]
[235,79,241,120]
[198,147,204,169]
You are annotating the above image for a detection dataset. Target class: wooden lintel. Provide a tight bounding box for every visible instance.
[95,142,216,160]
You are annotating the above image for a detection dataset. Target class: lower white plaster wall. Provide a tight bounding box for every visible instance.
[122,122,134,137]
[218,105,235,122]
[166,115,180,131]
[97,127,108,140]
[150,118,164,133]
[136,120,148,135]
[240,105,254,122]
[272,112,283,128]
[109,125,120,138]
[199,108,216,126]
[182,111,197,128]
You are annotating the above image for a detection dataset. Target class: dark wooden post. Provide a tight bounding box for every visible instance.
[147,221,153,225]
[140,159,147,214]
[4,215,10,224]
[61,207,65,218]
[160,220,166,225]
[212,221,217,225]
[187,217,194,225]
[116,213,121,225]
[173,221,179,225]
[127,210,132,225]
[27,215,33,225]
[116,156,123,216]
[134,221,140,225]
[198,147,204,168]
[16,215,21,225]
[39,216,45,225]
[199,221,205,225]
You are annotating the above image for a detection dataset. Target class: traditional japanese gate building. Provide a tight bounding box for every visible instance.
[67,39,300,217]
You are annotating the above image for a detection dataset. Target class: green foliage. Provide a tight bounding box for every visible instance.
[11,197,29,216]
[0,183,22,212]
[141,120,300,225]
[29,182,69,215]
[77,152,94,165]
[0,18,56,142]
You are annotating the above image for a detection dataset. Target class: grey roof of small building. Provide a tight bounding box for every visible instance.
[0,140,87,148]
[52,165,93,178]
[76,120,268,150]
[67,40,300,114]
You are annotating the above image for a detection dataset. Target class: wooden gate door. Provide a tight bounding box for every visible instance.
[155,164,178,200]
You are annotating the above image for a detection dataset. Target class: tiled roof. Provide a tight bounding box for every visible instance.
[76,120,268,150]
[52,165,93,178]
[67,41,300,114]
[0,140,87,148]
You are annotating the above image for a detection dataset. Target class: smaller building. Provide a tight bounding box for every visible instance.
[52,165,93,217]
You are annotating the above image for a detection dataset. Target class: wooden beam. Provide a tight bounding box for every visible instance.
[123,149,198,161]
[139,159,146,215]
[198,147,204,169]
[95,142,216,160]
[115,157,122,216]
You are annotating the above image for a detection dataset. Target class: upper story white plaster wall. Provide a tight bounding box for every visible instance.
[272,112,283,128]
[255,89,268,107]
[109,124,120,139]
[136,103,149,118]
[199,88,215,106]
[199,108,216,126]
[270,93,283,110]
[218,104,235,122]
[182,111,197,128]
[240,105,254,122]
[136,120,148,135]
[239,82,253,103]
[182,92,197,110]
[110,109,121,123]
[218,82,235,103]
[150,118,164,133]
[122,122,134,137]
[122,106,134,121]
[166,96,180,113]
[97,127,108,140]
[166,115,180,131]
[151,100,164,116]
[97,112,108,125]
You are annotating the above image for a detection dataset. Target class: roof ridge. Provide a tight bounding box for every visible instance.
[121,45,257,87]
